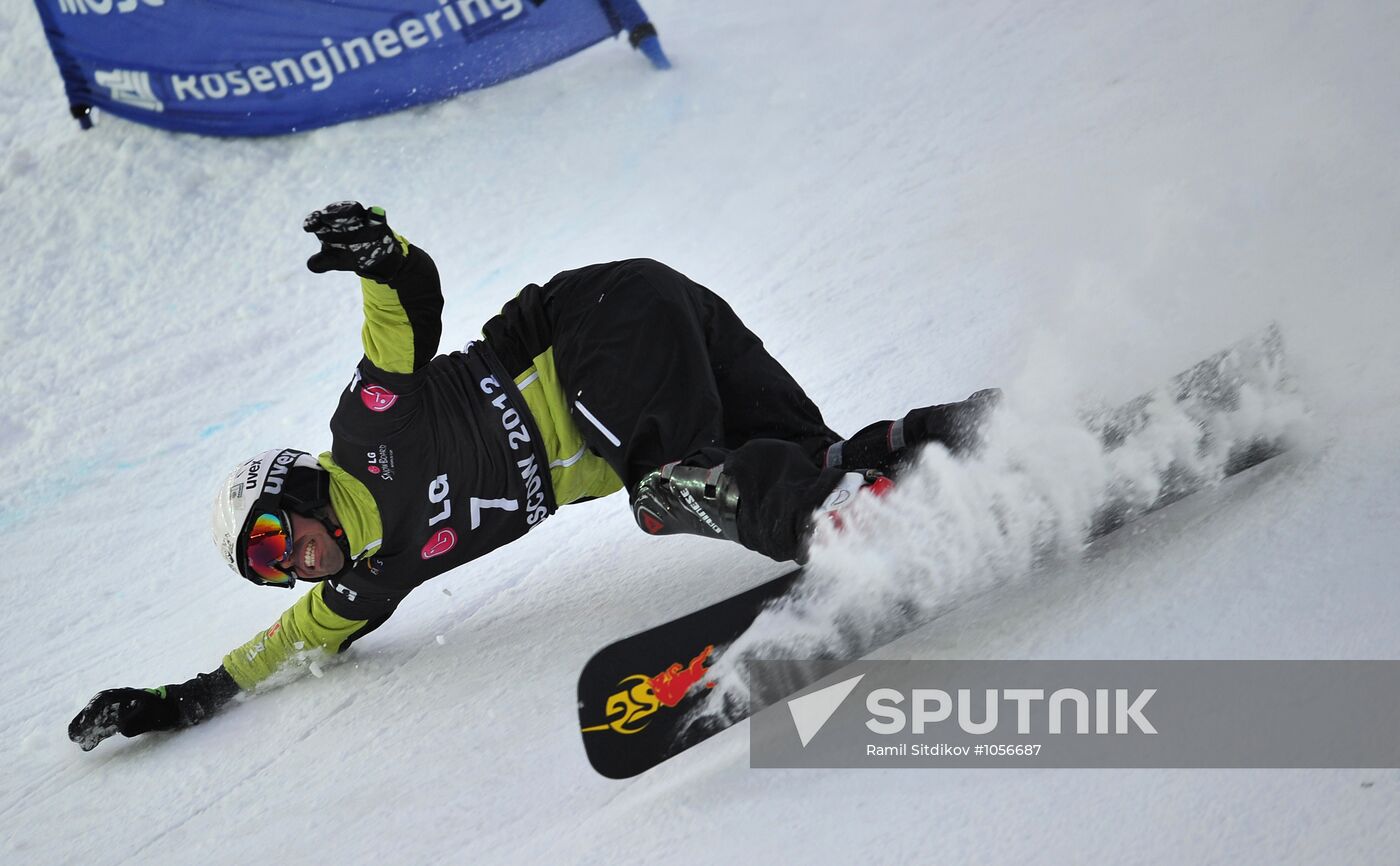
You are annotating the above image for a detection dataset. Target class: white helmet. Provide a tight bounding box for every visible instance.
[212,448,343,587]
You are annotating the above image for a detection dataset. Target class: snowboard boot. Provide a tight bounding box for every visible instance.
[824,387,1002,476]
[631,461,742,543]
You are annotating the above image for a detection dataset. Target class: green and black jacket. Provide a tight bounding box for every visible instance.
[222,243,622,690]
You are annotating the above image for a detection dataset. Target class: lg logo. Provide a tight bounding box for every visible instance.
[360,384,398,413]
[347,367,398,413]
[421,528,457,560]
[422,474,457,559]
[420,473,520,559]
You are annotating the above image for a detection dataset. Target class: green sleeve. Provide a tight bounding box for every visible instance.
[359,237,443,374]
[222,582,369,691]
[360,277,413,373]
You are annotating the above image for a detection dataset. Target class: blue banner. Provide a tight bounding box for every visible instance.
[34,0,666,137]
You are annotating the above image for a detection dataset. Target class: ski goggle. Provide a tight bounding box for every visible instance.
[241,510,297,587]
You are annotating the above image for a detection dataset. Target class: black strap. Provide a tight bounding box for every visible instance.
[629,22,658,48]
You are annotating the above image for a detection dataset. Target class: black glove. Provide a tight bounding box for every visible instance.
[69,668,241,752]
[302,201,406,281]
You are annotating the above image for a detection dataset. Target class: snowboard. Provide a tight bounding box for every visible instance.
[577,325,1294,779]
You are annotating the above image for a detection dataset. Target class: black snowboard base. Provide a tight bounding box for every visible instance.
[577,325,1294,779]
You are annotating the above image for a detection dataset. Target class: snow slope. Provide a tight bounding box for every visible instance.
[2,1,1398,863]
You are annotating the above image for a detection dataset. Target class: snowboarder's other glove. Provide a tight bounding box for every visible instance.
[68,667,241,752]
[303,201,406,281]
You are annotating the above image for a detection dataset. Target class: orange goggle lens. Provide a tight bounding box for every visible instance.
[244,511,295,586]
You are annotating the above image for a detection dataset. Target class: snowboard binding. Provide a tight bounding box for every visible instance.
[631,462,742,543]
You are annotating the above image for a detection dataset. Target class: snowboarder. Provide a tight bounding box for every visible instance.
[68,202,997,751]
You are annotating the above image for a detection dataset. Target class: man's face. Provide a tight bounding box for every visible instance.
[287,511,345,580]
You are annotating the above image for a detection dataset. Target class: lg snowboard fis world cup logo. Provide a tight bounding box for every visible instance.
[581,645,717,735]
[366,445,395,481]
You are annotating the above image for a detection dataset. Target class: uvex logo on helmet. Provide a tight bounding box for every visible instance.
[261,451,298,495]
[242,459,263,492]
[361,385,398,413]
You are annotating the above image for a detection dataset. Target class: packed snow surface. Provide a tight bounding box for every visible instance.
[2,1,1398,863]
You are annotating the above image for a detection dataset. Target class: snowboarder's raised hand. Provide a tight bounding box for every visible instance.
[302,201,406,281]
[68,669,240,751]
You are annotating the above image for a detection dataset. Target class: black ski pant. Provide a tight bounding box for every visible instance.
[547,259,846,562]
